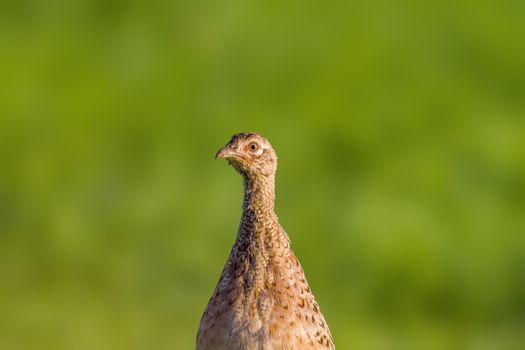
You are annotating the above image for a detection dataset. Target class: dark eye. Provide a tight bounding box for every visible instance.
[248,142,258,152]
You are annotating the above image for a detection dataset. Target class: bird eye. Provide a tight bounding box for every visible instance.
[248,142,258,152]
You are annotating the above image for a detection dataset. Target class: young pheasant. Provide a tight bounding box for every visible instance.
[196,133,335,350]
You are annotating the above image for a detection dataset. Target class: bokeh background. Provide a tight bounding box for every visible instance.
[1,1,524,349]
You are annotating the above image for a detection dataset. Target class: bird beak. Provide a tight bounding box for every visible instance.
[215,146,241,160]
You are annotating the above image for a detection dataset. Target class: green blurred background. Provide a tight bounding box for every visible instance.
[0,1,524,349]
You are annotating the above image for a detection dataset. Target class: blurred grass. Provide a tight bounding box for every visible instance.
[0,0,524,349]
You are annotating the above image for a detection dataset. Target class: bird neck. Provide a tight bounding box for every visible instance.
[242,174,276,215]
[235,173,289,296]
[237,173,280,245]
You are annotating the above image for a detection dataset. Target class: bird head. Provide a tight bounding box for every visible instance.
[216,133,277,178]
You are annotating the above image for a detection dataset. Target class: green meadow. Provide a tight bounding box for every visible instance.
[0,1,524,349]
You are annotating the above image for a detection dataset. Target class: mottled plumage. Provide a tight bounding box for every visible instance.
[196,133,335,350]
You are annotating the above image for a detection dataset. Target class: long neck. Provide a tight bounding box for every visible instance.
[236,172,287,248]
[234,173,289,294]
[242,174,276,215]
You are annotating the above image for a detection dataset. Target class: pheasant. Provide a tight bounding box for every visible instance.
[196,133,335,350]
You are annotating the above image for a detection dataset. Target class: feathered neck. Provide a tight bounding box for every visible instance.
[235,172,287,295]
[242,173,276,215]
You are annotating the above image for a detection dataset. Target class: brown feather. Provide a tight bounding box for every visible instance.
[197,133,335,350]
